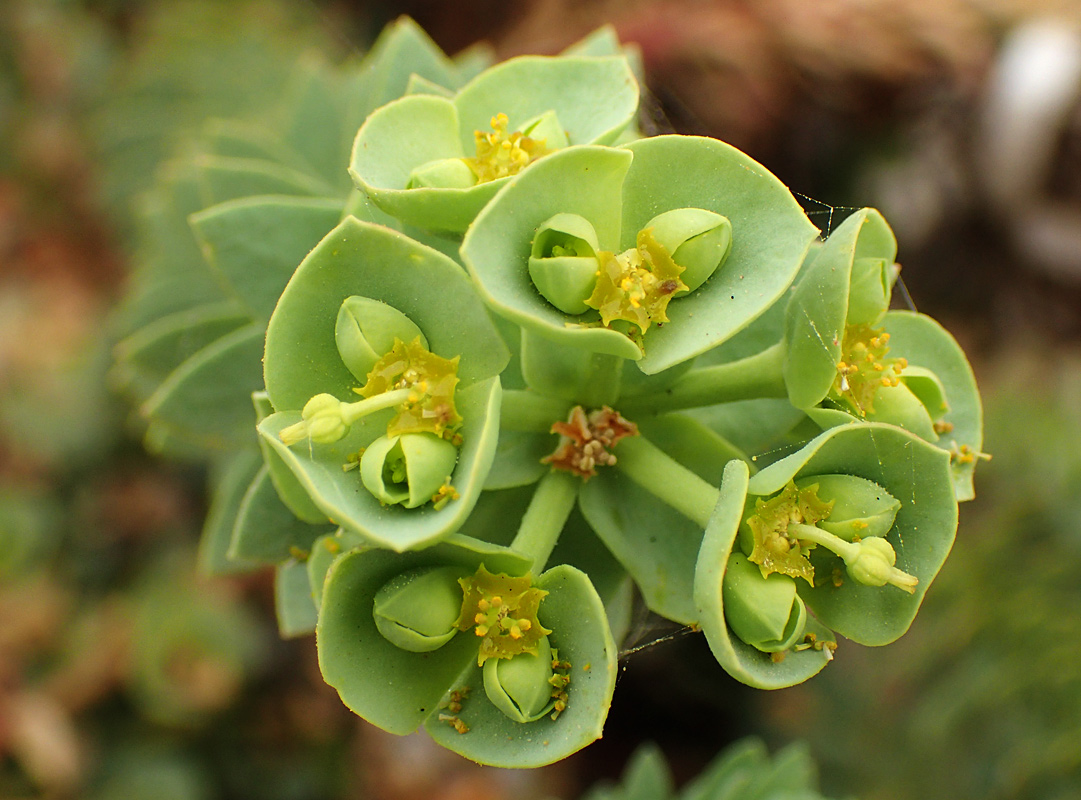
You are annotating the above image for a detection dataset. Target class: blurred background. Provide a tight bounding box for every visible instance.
[2,1,1081,798]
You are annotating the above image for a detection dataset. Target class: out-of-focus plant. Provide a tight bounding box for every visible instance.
[0,3,369,798]
[579,737,842,800]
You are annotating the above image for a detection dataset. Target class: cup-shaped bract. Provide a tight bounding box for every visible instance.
[744,423,956,645]
[784,208,898,411]
[258,218,509,550]
[317,536,531,735]
[424,563,617,768]
[350,54,639,232]
[317,537,617,767]
[696,424,957,687]
[463,136,818,373]
[803,310,984,501]
[695,459,837,689]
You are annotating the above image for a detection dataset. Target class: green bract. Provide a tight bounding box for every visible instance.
[317,535,616,767]
[785,208,899,410]
[258,219,508,550]
[462,136,818,372]
[696,423,957,687]
[350,54,640,232]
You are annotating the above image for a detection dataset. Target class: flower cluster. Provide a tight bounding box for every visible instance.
[111,18,983,767]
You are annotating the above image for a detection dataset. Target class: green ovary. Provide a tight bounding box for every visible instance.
[360,432,459,508]
[483,634,556,723]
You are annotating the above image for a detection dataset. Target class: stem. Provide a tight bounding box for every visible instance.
[613,435,720,528]
[341,387,412,424]
[620,341,787,416]
[501,390,573,432]
[579,353,623,408]
[511,470,579,572]
[788,523,858,561]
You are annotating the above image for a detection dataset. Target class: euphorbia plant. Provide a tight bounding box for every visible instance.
[112,16,984,768]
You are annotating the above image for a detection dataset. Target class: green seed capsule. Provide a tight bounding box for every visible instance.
[528,213,602,314]
[795,474,901,541]
[406,157,478,189]
[360,432,458,508]
[722,553,807,653]
[483,634,555,723]
[373,566,467,652]
[335,297,428,383]
[290,393,348,445]
[645,207,732,294]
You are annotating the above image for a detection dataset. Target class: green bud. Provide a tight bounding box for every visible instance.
[360,432,458,508]
[722,553,807,653]
[528,213,601,314]
[373,566,467,652]
[845,536,918,593]
[406,157,478,189]
[846,257,899,326]
[335,296,428,382]
[520,109,570,150]
[795,474,901,541]
[645,207,732,294]
[483,633,555,723]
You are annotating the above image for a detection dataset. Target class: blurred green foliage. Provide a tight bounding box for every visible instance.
[582,738,843,800]
[0,2,357,798]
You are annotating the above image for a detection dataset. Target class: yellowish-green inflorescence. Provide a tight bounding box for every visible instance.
[455,564,551,666]
[586,229,688,335]
[465,112,554,184]
[833,324,907,416]
[745,482,832,585]
[355,337,463,440]
[744,477,917,594]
